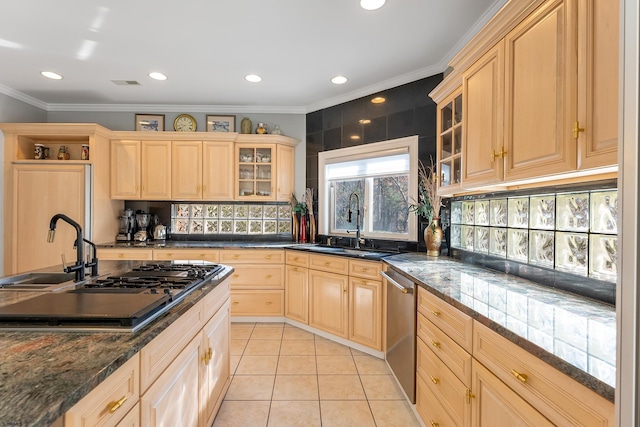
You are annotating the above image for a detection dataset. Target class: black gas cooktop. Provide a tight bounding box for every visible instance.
[0,262,225,332]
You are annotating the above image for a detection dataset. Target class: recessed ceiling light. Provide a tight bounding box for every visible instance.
[148,72,167,81]
[359,119,371,124]
[350,135,361,140]
[245,74,262,83]
[331,75,348,85]
[360,0,386,10]
[371,97,386,104]
[40,71,63,80]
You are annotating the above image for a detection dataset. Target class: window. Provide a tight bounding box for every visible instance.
[318,136,419,241]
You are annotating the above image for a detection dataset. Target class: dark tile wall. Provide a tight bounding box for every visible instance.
[305,74,443,249]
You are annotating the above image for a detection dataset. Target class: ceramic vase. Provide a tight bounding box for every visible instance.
[241,117,252,134]
[425,217,443,256]
[300,214,308,243]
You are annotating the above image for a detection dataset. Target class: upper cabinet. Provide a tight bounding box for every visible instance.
[437,89,463,194]
[110,132,298,202]
[430,0,619,195]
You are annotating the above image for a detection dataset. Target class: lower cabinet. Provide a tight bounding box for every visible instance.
[64,279,231,427]
[285,264,309,324]
[309,269,349,338]
[97,248,153,261]
[348,277,382,349]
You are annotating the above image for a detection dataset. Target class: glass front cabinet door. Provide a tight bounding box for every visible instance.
[437,90,462,194]
[236,144,275,200]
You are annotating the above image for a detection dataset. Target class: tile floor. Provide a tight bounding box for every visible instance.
[213,322,421,427]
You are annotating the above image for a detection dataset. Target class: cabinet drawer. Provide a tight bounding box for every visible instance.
[97,248,153,261]
[417,311,472,386]
[473,321,614,427]
[202,278,230,322]
[349,259,382,281]
[231,290,284,316]
[140,300,204,391]
[416,374,459,427]
[65,354,140,427]
[229,265,284,289]
[285,250,309,267]
[153,249,219,262]
[220,249,284,264]
[417,338,471,427]
[309,254,349,275]
[417,287,473,352]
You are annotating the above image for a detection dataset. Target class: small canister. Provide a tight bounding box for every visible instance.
[43,146,50,159]
[34,143,44,159]
[81,144,90,160]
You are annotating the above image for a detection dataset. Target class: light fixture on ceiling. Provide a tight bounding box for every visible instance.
[359,119,371,124]
[40,71,63,80]
[245,74,262,83]
[331,75,348,85]
[371,96,386,104]
[360,0,386,11]
[148,72,167,81]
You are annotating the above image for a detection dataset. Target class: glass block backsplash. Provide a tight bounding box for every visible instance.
[170,203,292,235]
[450,189,618,282]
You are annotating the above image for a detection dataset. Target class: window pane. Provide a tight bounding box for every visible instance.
[372,175,410,234]
[333,179,364,230]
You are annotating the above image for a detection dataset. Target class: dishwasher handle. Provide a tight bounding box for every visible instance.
[381,271,414,294]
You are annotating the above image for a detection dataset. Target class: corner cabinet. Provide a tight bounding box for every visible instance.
[436,89,463,195]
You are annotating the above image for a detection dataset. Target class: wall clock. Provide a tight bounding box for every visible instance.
[174,114,197,132]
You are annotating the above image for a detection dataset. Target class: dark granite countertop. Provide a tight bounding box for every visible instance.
[0,260,233,427]
[383,253,616,402]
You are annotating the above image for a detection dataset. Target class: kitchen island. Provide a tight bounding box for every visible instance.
[0,260,233,427]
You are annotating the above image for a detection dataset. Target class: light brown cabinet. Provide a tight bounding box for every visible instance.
[235,143,276,200]
[285,264,309,324]
[309,268,349,338]
[203,140,235,200]
[436,89,463,194]
[276,144,295,201]
[111,140,171,200]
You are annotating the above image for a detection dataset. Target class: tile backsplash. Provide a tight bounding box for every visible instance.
[170,203,292,236]
[450,189,618,282]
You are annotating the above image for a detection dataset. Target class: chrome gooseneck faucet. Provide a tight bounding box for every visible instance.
[346,192,362,249]
[47,214,87,282]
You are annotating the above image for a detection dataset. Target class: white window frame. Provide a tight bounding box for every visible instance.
[318,135,419,242]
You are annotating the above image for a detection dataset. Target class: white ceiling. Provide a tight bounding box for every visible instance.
[0,0,506,113]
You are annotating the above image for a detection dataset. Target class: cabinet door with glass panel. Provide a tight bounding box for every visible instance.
[437,89,463,195]
[235,143,276,200]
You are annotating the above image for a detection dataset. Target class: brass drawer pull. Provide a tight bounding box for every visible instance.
[430,376,440,385]
[431,341,440,348]
[511,369,528,383]
[265,301,273,305]
[430,310,440,317]
[265,274,273,279]
[232,301,239,305]
[430,421,439,427]
[108,396,127,413]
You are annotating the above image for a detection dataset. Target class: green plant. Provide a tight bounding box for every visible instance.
[410,157,442,226]
[291,193,308,215]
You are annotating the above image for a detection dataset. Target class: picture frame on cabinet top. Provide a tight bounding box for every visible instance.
[206,115,235,132]
[135,114,165,131]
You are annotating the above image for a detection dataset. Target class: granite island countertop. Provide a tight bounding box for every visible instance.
[0,260,233,427]
[383,252,616,402]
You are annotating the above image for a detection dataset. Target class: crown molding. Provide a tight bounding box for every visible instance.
[46,103,307,114]
[0,83,48,111]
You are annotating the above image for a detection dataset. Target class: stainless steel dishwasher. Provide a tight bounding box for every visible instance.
[381,268,416,403]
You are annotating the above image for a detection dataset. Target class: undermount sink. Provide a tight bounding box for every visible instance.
[0,272,80,291]
[299,245,394,260]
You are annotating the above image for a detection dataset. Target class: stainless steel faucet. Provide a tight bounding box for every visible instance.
[47,214,87,282]
[347,192,362,249]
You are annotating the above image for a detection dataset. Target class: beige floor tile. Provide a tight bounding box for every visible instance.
[279,339,316,355]
[369,400,421,427]
[230,324,254,340]
[225,375,275,400]
[272,375,319,400]
[254,322,284,328]
[315,338,352,355]
[231,339,248,355]
[319,400,376,427]
[230,355,241,375]
[277,355,317,374]
[213,400,270,427]
[244,339,281,356]
[360,375,404,400]
[236,355,279,375]
[350,347,370,356]
[318,375,366,400]
[267,401,321,427]
[353,354,390,374]
[282,327,315,340]
[251,327,285,340]
[316,355,357,374]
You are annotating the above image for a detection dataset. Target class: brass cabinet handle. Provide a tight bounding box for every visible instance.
[343,286,347,294]
[511,369,528,383]
[491,147,507,162]
[232,301,239,305]
[325,262,331,266]
[265,301,273,305]
[573,120,585,139]
[202,347,213,365]
[430,376,440,385]
[466,388,475,403]
[431,341,441,348]
[430,421,439,427]
[108,396,127,413]
[265,274,273,279]
[430,310,440,317]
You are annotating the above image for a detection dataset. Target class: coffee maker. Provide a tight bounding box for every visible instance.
[116,209,135,241]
